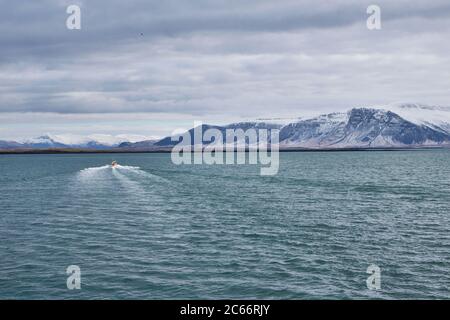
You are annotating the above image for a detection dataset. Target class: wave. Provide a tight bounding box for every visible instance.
[118,167,171,183]
[78,165,111,181]
[111,167,146,194]
[79,165,110,173]
[113,165,140,170]
[77,163,172,186]
[78,164,140,177]
[115,164,164,180]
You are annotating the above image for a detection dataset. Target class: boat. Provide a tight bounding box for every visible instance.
[111,161,118,168]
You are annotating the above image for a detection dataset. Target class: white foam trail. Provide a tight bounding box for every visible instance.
[74,165,113,196]
[78,165,111,181]
[80,165,110,173]
[78,163,172,186]
[115,165,171,184]
[113,165,140,170]
[112,167,146,194]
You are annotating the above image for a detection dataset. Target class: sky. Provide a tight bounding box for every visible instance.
[1,0,450,141]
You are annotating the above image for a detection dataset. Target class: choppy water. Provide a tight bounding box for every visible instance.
[0,151,449,299]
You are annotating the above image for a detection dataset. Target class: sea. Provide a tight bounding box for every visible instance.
[0,150,449,299]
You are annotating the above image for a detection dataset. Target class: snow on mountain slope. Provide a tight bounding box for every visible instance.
[149,107,450,149]
[279,112,349,147]
[280,108,450,148]
[3,104,450,150]
[375,103,450,134]
[0,140,24,150]
[21,135,68,148]
[19,134,153,149]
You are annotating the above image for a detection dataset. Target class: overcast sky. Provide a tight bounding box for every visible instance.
[1,0,450,140]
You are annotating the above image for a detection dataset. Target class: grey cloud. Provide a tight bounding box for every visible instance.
[1,0,450,122]
[2,0,450,61]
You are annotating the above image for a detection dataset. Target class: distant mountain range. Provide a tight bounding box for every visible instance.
[0,134,152,150]
[2,104,450,151]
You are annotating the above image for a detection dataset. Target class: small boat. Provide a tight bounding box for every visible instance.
[111,161,118,168]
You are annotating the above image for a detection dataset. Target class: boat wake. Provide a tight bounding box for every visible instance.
[80,165,110,173]
[79,164,140,175]
[68,162,172,210]
[118,166,171,183]
[113,164,140,170]
[77,163,170,185]
[111,166,146,194]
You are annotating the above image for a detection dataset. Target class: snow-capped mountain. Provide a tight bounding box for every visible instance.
[21,135,71,149]
[378,103,450,135]
[148,104,450,149]
[154,122,282,147]
[2,104,450,150]
[0,140,23,150]
[280,108,450,148]
[279,112,349,147]
[0,134,153,150]
[23,134,152,148]
[118,139,159,149]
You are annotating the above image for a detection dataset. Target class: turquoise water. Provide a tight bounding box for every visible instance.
[0,151,449,299]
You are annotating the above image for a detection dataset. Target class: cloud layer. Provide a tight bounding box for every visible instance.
[1,0,450,138]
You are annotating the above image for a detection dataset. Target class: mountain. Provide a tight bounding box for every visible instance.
[155,124,226,147]
[153,122,282,148]
[148,105,450,149]
[279,112,348,147]
[118,140,158,149]
[280,108,450,148]
[2,104,450,151]
[0,140,23,150]
[0,134,153,150]
[382,103,450,135]
[21,135,70,149]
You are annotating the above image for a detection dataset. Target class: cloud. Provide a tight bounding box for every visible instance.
[1,0,450,138]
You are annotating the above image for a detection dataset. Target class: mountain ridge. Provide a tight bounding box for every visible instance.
[149,106,450,149]
[2,104,450,150]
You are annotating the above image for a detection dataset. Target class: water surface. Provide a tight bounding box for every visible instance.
[0,151,449,299]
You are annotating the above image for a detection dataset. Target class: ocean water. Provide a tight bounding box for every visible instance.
[0,151,449,299]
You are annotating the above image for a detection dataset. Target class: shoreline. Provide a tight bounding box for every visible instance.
[0,146,447,155]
